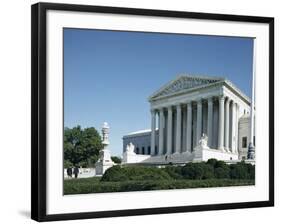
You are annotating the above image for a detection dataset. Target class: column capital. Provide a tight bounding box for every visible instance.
[225,97,231,103]
[207,97,214,104]
[167,105,173,110]
[156,107,164,112]
[218,95,225,101]
[186,101,192,106]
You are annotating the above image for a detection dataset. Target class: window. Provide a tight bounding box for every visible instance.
[136,147,139,154]
[242,137,247,148]
[148,146,151,155]
[142,147,145,155]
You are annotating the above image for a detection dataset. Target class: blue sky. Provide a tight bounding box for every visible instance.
[64,28,253,156]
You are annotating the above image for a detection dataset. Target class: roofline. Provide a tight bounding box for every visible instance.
[148,74,224,101]
[123,129,159,138]
[148,76,251,105]
[224,79,251,104]
[148,80,224,102]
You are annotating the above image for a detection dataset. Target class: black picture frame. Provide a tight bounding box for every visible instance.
[31,2,274,222]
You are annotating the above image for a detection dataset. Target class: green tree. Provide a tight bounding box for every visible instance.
[64,126,103,168]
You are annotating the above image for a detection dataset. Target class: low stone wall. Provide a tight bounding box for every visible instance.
[122,153,151,164]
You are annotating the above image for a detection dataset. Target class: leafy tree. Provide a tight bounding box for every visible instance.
[64,126,103,168]
[111,156,122,164]
[64,160,73,169]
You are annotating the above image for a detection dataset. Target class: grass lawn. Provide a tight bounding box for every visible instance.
[64,177,255,195]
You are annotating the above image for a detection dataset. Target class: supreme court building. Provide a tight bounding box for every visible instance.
[122,75,254,164]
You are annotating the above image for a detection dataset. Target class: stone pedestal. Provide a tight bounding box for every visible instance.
[95,122,115,175]
[95,148,114,175]
[192,133,239,162]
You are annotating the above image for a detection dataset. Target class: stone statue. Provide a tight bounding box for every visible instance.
[193,133,210,161]
[126,142,135,154]
[198,133,208,148]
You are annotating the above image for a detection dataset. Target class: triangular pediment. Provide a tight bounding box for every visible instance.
[149,75,224,100]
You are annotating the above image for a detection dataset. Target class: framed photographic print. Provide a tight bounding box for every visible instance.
[31,2,274,222]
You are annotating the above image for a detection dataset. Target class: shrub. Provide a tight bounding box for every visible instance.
[182,162,214,180]
[64,178,255,195]
[214,160,228,169]
[229,161,255,179]
[111,156,122,164]
[206,158,218,167]
[206,159,230,179]
[164,166,183,179]
[214,167,230,179]
[247,164,255,179]
[101,165,128,182]
[101,165,172,182]
[101,161,255,183]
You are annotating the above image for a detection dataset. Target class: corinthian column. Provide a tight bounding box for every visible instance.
[235,103,240,153]
[150,109,156,155]
[224,98,230,151]
[218,95,225,150]
[207,97,213,148]
[196,99,202,145]
[175,104,182,153]
[167,106,173,155]
[186,102,192,152]
[230,101,236,152]
[159,108,164,155]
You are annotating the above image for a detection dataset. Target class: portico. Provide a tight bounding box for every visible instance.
[149,75,250,156]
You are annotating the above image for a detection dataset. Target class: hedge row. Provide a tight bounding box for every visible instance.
[101,165,172,182]
[101,159,255,182]
[64,178,255,195]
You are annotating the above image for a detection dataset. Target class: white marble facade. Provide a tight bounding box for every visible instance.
[122,75,254,164]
